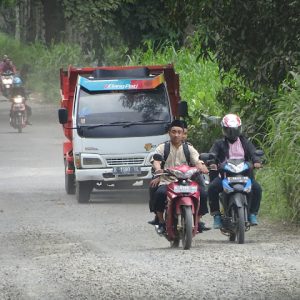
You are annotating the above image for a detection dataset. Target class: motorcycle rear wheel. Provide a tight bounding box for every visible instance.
[182,206,193,250]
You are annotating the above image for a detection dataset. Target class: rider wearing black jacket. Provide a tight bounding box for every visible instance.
[208,114,262,228]
[209,136,262,167]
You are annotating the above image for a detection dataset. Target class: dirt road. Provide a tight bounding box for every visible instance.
[0,97,299,300]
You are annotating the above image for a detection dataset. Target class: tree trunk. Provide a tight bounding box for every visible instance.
[41,0,65,44]
[15,4,20,41]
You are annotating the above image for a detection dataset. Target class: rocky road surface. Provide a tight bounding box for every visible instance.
[0,97,299,300]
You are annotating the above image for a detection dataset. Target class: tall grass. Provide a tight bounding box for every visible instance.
[128,40,225,151]
[27,42,93,102]
[258,73,300,222]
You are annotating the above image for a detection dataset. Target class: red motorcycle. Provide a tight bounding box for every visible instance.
[153,154,200,250]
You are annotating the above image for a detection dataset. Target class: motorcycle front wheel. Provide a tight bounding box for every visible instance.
[181,206,193,250]
[16,114,23,133]
[231,205,245,244]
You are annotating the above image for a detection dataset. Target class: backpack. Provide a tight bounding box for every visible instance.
[163,141,191,166]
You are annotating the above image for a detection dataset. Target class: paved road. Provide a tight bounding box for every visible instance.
[0,96,299,300]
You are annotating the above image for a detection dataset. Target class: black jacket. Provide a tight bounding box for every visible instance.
[209,135,261,164]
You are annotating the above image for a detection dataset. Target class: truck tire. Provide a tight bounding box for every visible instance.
[76,181,92,203]
[65,173,75,194]
[64,160,75,194]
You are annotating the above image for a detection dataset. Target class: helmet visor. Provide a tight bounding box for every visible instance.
[222,126,241,140]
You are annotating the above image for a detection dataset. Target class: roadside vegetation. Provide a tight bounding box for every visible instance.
[257,75,300,222]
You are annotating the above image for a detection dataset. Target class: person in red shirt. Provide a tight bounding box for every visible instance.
[0,55,17,74]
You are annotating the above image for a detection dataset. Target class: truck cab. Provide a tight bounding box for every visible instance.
[59,65,187,202]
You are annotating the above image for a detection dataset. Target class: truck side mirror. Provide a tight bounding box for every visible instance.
[58,108,68,124]
[178,101,188,117]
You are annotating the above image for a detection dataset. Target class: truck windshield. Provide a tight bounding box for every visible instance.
[77,84,171,126]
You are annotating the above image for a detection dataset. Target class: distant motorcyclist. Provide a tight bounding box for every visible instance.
[0,55,17,74]
[10,76,32,125]
[207,114,262,228]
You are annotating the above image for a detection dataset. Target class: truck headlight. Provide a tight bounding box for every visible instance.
[145,152,155,166]
[81,154,103,168]
[82,157,102,165]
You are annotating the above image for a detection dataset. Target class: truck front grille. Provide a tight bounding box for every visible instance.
[106,157,145,166]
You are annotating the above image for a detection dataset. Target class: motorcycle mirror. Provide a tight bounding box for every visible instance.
[200,152,216,161]
[58,108,68,124]
[255,149,264,157]
[153,154,163,161]
[178,101,188,118]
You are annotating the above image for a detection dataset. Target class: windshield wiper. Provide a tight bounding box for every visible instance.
[122,119,167,128]
[81,120,167,129]
[82,121,132,129]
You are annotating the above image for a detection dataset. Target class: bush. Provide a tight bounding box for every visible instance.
[258,73,300,222]
[26,42,93,102]
[128,39,225,151]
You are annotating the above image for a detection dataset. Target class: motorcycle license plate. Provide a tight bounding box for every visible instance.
[113,166,141,175]
[173,185,198,193]
[5,84,11,88]
[227,176,248,183]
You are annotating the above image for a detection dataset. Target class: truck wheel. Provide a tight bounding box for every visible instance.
[76,181,92,203]
[64,160,75,194]
[65,173,75,194]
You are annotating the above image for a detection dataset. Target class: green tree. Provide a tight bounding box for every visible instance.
[197,0,300,89]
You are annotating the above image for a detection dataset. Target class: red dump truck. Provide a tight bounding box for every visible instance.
[58,64,187,202]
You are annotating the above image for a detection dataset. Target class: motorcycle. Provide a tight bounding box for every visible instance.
[1,70,14,99]
[200,150,263,244]
[10,94,27,133]
[152,154,201,250]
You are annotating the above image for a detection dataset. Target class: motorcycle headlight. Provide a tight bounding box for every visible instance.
[13,96,24,104]
[168,168,197,179]
[3,78,12,84]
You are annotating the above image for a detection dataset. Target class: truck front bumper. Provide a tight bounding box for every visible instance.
[75,166,152,182]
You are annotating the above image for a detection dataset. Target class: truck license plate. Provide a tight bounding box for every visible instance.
[113,166,141,175]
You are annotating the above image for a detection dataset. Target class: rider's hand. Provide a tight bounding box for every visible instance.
[210,164,218,171]
[154,169,163,175]
[254,162,262,169]
[150,177,160,187]
[197,162,209,174]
